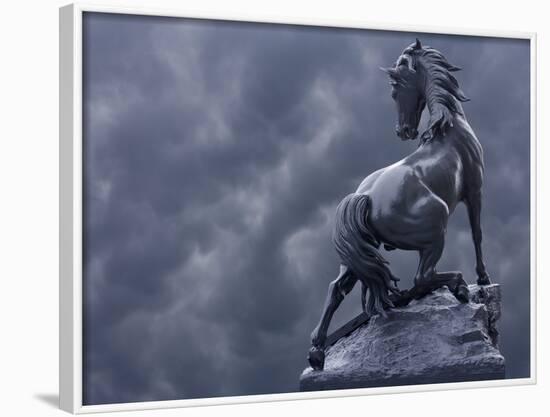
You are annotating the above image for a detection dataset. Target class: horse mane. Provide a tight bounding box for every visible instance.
[418,47,469,106]
[397,42,470,140]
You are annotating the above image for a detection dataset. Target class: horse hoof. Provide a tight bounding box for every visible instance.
[308,347,325,371]
[477,273,491,286]
[454,285,470,303]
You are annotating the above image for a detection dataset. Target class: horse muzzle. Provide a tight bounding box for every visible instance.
[396,124,419,140]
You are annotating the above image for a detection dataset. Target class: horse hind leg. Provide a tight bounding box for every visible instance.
[435,271,469,303]
[413,236,469,303]
[309,264,357,370]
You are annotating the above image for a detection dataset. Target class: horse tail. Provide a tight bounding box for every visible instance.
[332,193,398,316]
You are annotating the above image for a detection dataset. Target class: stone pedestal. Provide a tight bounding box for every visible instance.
[300,284,504,391]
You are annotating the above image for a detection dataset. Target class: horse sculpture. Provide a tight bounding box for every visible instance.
[308,39,491,371]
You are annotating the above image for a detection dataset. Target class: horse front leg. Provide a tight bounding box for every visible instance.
[309,265,357,370]
[465,191,491,285]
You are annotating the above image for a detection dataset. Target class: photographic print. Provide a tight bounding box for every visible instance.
[71,8,533,409]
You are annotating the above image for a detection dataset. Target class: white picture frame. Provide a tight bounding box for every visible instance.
[59,2,537,413]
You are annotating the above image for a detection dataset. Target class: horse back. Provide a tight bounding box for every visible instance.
[405,118,484,206]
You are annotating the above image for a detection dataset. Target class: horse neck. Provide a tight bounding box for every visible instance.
[422,77,481,166]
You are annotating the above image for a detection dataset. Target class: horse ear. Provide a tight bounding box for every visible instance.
[379,67,398,77]
[447,64,462,72]
[414,38,422,50]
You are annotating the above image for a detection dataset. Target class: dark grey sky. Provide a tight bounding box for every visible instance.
[82,12,531,405]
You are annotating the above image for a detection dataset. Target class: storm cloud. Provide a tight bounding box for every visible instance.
[82,12,531,405]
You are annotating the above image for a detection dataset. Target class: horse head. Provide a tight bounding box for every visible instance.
[381,38,426,141]
[381,39,469,141]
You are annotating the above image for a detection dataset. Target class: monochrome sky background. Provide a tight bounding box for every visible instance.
[82,12,531,405]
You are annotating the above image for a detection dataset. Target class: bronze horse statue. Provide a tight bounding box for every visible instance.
[308,39,491,370]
